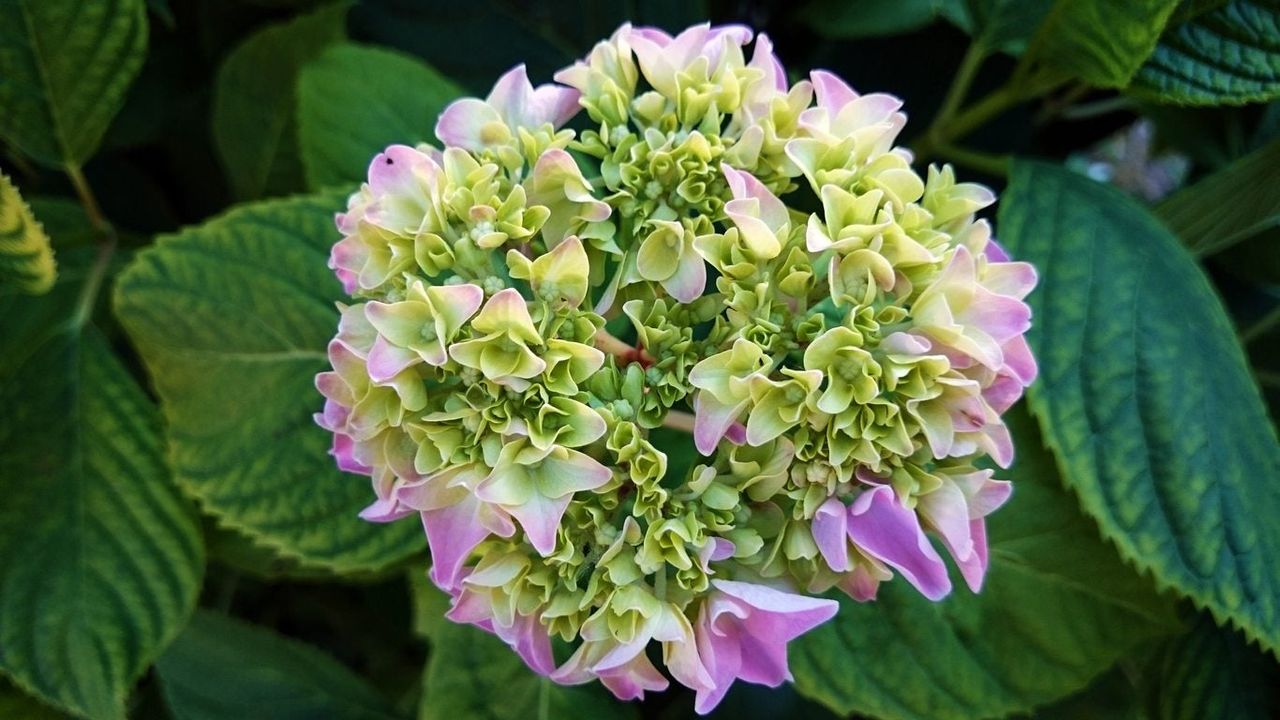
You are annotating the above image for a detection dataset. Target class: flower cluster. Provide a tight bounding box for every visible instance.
[317,23,1037,713]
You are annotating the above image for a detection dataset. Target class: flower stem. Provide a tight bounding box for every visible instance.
[593,329,654,366]
[65,163,117,327]
[66,164,113,239]
[933,143,1011,178]
[662,409,696,434]
[594,329,636,358]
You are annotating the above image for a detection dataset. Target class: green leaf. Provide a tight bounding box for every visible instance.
[947,0,1057,54]
[1157,138,1280,255]
[1027,0,1183,87]
[0,0,148,167]
[409,569,449,641]
[800,0,964,39]
[297,43,463,191]
[789,407,1180,720]
[212,3,347,199]
[0,246,204,720]
[1133,0,1280,105]
[113,191,424,572]
[156,610,403,720]
[1143,614,1278,719]
[421,621,638,720]
[998,160,1280,654]
[0,678,69,720]
[0,172,55,294]
[1023,668,1143,720]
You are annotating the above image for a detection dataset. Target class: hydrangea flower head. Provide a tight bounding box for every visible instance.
[318,22,1037,713]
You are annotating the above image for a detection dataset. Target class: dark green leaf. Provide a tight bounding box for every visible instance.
[790,407,1180,720]
[421,621,638,720]
[1022,667,1143,720]
[0,247,204,720]
[0,0,148,166]
[1143,614,1278,719]
[947,0,1057,54]
[0,677,69,720]
[1157,137,1280,255]
[1133,0,1280,105]
[1028,0,1182,87]
[801,0,964,39]
[114,191,425,572]
[297,43,463,191]
[999,160,1280,654]
[408,569,448,641]
[0,171,56,294]
[212,3,347,199]
[157,610,403,720]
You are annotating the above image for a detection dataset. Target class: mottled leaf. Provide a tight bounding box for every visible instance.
[0,247,204,720]
[1134,0,1280,105]
[114,191,424,573]
[0,0,148,166]
[999,160,1280,654]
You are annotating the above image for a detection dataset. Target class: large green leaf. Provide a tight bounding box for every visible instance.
[998,160,1280,653]
[1133,0,1280,105]
[421,621,638,720]
[1157,137,1280,256]
[113,191,424,572]
[0,246,204,720]
[789,407,1179,720]
[297,43,462,191]
[156,610,402,720]
[212,3,347,199]
[1027,0,1182,87]
[0,171,55,294]
[1143,614,1278,719]
[0,0,148,167]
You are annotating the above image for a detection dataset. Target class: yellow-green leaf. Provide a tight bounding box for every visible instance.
[1028,0,1182,87]
[113,191,424,573]
[0,172,55,294]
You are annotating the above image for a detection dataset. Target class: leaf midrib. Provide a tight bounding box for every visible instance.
[17,0,74,165]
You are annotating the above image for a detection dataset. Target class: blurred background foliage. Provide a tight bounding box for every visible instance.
[2,0,1280,719]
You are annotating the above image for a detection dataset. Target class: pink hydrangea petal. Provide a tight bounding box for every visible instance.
[366,334,419,383]
[847,485,952,601]
[810,69,859,113]
[435,97,503,150]
[331,432,371,475]
[917,479,973,564]
[955,519,991,591]
[812,497,851,572]
[721,164,788,231]
[421,496,496,592]
[693,392,749,455]
[692,580,838,714]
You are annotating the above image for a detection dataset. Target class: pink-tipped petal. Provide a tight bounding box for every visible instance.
[812,497,851,572]
[847,485,952,601]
